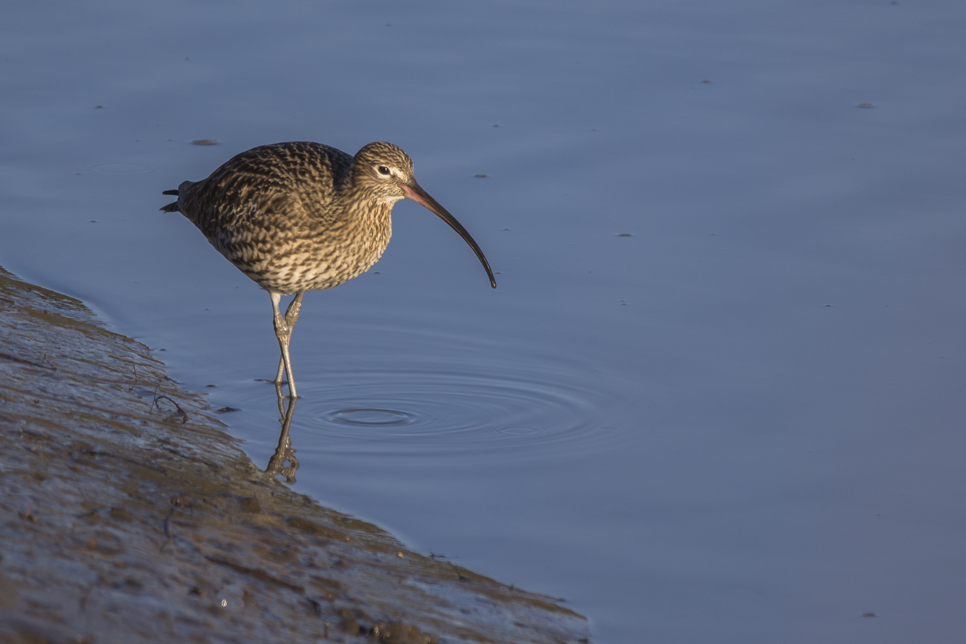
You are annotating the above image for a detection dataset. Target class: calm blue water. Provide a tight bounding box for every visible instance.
[3,2,966,642]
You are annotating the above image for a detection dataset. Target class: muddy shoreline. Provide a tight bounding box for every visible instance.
[0,266,590,644]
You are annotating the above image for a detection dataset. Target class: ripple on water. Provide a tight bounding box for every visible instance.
[328,408,417,427]
[296,360,632,461]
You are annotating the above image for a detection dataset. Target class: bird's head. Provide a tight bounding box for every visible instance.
[352,141,417,206]
[352,141,497,289]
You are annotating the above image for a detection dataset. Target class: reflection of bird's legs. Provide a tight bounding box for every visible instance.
[275,381,286,418]
[270,291,304,398]
[266,381,299,483]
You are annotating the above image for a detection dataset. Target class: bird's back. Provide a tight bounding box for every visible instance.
[178,142,351,233]
[168,142,392,294]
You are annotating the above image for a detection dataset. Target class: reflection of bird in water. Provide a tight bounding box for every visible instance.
[161,141,496,398]
[266,383,299,483]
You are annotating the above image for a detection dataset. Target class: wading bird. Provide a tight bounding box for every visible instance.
[161,141,496,398]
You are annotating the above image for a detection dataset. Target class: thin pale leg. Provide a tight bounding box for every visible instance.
[270,291,303,398]
[273,292,304,384]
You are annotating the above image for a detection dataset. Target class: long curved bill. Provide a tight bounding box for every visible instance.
[402,182,497,289]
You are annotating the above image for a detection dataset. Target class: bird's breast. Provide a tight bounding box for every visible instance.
[213,207,393,295]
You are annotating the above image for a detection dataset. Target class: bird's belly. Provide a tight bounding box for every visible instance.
[223,239,388,295]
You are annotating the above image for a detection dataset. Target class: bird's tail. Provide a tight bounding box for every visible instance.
[160,189,180,213]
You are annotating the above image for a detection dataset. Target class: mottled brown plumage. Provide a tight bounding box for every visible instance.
[161,141,495,398]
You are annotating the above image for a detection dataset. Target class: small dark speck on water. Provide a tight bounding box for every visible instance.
[216,407,241,413]
[504,228,511,231]
[858,103,874,108]
[373,271,381,274]
[95,105,103,108]
[861,612,876,618]
[701,79,711,83]
[89,220,96,223]
[205,384,217,388]
[825,304,833,307]
[474,174,487,178]
[192,139,218,146]
[617,233,632,237]
[492,124,499,127]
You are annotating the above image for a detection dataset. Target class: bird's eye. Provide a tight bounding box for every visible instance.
[377,166,391,176]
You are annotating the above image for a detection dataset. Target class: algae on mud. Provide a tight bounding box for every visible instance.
[0,266,590,644]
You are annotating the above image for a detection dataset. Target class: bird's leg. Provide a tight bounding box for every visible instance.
[285,292,304,328]
[281,291,304,385]
[270,291,298,398]
[273,292,304,388]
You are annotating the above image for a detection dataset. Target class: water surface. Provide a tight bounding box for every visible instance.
[3,1,966,642]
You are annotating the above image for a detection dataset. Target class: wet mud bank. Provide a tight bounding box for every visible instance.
[0,267,590,644]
